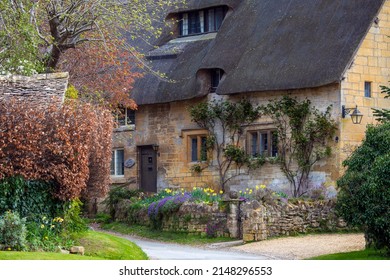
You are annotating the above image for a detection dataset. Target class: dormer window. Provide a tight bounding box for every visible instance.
[180,6,228,37]
[210,68,224,93]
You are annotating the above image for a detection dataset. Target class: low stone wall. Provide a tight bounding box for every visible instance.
[241,200,347,242]
[114,201,229,237]
[113,198,347,241]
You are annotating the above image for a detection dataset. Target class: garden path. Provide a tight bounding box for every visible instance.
[93,228,271,260]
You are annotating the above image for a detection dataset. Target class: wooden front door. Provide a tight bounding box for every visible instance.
[139,146,157,193]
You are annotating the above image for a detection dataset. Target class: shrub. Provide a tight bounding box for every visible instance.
[336,122,390,254]
[0,176,65,222]
[0,211,27,251]
[104,186,140,219]
[0,99,113,201]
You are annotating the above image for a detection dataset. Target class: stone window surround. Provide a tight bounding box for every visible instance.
[111,148,125,177]
[180,129,209,163]
[246,127,278,158]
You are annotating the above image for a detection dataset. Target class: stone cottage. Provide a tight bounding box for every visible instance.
[111,0,390,196]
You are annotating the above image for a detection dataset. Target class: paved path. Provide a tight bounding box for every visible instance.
[96,229,271,260]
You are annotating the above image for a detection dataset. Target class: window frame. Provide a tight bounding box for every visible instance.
[111,149,125,177]
[364,81,372,98]
[247,129,278,158]
[179,6,228,37]
[115,107,135,128]
[181,129,209,163]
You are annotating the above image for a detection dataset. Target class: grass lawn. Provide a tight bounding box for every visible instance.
[0,230,148,260]
[309,248,390,260]
[101,222,235,245]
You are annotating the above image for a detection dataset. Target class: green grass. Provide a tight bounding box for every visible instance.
[101,222,235,245]
[309,248,390,260]
[0,230,147,260]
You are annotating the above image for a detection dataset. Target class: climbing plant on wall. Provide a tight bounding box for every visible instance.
[189,99,264,191]
[260,96,337,197]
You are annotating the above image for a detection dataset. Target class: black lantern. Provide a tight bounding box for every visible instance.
[342,105,363,124]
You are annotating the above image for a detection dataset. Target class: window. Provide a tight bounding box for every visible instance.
[116,107,135,127]
[210,68,223,93]
[247,130,278,157]
[364,81,372,98]
[189,135,208,162]
[111,149,124,176]
[180,6,228,36]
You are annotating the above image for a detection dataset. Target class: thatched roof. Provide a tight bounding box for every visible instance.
[131,0,385,105]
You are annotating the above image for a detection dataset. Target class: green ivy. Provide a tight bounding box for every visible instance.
[0,177,65,222]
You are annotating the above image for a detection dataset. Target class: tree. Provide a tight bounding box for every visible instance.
[373,84,390,123]
[336,122,390,254]
[189,99,264,191]
[0,0,178,108]
[260,96,337,197]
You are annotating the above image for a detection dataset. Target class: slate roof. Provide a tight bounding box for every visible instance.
[131,0,385,105]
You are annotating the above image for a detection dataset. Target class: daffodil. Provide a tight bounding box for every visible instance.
[255,185,260,190]
[260,184,266,189]
[219,190,223,194]
[40,224,45,229]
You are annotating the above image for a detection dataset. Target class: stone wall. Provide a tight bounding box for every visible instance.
[114,200,229,237]
[114,198,346,241]
[241,200,347,242]
[0,72,68,107]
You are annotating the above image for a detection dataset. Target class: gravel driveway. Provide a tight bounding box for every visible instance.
[230,233,366,259]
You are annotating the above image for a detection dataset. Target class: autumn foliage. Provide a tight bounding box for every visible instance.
[0,99,113,201]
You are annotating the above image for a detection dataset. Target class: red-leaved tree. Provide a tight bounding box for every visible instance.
[0,99,113,201]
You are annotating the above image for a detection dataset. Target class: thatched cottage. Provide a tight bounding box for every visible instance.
[111,0,390,197]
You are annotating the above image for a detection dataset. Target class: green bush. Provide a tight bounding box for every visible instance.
[0,177,65,222]
[0,211,27,251]
[336,122,390,254]
[104,186,140,219]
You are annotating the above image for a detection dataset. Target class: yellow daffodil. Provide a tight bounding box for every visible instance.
[255,185,260,190]
[260,184,266,189]
[7,247,11,251]
[219,190,223,194]
[40,224,45,229]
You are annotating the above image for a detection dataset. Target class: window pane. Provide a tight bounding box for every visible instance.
[208,9,215,31]
[117,108,126,126]
[126,109,135,125]
[191,137,198,161]
[115,150,124,176]
[251,132,258,156]
[215,7,225,30]
[188,11,201,34]
[260,133,268,155]
[364,81,371,98]
[199,10,204,33]
[271,131,278,157]
[181,13,188,35]
[110,151,115,175]
[200,136,207,161]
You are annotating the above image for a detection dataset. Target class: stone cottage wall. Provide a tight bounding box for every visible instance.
[114,83,341,197]
[340,0,390,164]
[0,73,68,107]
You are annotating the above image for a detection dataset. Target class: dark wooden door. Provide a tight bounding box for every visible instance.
[140,146,157,193]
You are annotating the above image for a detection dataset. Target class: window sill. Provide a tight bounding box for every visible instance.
[110,175,126,184]
[114,125,135,132]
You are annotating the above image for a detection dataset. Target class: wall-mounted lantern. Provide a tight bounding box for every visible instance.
[152,144,159,152]
[342,105,363,124]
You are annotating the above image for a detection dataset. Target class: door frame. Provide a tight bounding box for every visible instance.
[137,145,158,193]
